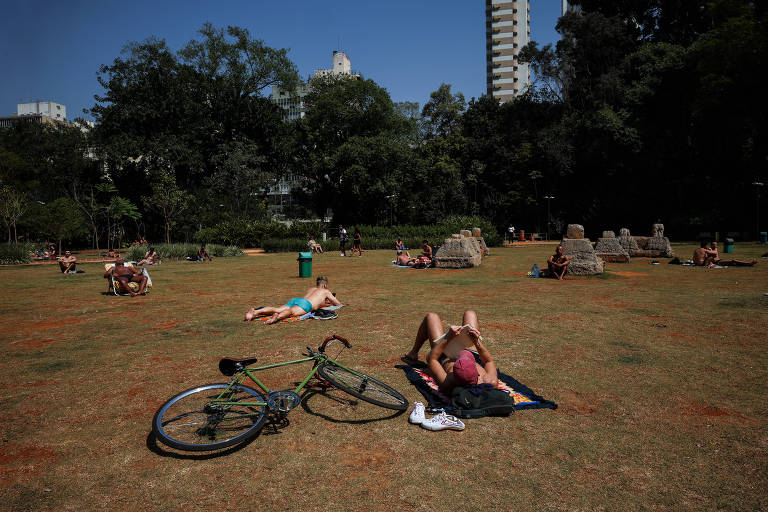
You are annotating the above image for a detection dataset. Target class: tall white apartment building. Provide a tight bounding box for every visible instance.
[485,0,530,102]
[17,101,67,121]
[270,51,360,121]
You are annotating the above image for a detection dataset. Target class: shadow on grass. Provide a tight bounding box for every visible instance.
[146,414,290,459]
[146,430,258,459]
[299,388,405,424]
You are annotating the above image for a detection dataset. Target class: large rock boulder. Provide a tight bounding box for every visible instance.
[472,227,490,256]
[632,223,674,258]
[566,224,585,239]
[561,238,604,275]
[595,235,630,263]
[433,234,482,268]
[617,228,639,255]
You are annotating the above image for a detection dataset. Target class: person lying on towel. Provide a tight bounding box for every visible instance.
[244,276,341,324]
[402,310,497,392]
[396,251,416,266]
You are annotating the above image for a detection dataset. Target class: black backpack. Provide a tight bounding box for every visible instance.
[450,384,516,418]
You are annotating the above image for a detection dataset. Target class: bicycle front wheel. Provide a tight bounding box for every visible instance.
[317,362,408,411]
[152,383,267,451]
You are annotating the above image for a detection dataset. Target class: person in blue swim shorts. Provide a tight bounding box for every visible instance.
[244,276,341,324]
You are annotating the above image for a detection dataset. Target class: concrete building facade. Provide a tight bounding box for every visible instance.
[270,51,360,121]
[0,102,69,129]
[17,101,67,121]
[485,0,531,102]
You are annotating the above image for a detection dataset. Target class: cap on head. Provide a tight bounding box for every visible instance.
[453,350,479,386]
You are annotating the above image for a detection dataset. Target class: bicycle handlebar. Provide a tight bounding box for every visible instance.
[319,333,352,353]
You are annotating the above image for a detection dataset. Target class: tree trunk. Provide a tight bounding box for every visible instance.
[13,223,18,244]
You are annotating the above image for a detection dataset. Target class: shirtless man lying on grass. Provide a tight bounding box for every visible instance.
[402,310,498,393]
[244,276,341,324]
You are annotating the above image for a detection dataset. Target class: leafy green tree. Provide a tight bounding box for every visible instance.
[0,185,27,243]
[27,198,89,252]
[143,173,190,244]
[107,196,141,249]
[295,75,416,222]
[421,83,466,139]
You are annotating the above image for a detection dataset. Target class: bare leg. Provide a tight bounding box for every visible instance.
[116,277,137,297]
[714,259,756,267]
[462,310,479,330]
[136,275,148,295]
[245,305,284,322]
[403,312,444,361]
[264,306,304,325]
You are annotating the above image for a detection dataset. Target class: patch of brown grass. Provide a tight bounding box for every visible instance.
[1,243,767,510]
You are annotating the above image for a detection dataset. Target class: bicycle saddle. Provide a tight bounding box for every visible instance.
[218,357,259,376]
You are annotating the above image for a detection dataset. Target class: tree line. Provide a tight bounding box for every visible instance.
[1,1,765,250]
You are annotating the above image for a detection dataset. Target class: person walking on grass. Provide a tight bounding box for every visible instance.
[350,229,363,257]
[338,225,348,257]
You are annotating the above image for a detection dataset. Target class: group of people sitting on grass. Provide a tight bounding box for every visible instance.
[693,241,756,267]
[395,239,434,267]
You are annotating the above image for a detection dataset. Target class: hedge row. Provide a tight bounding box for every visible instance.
[0,242,38,264]
[124,243,243,261]
[196,216,501,250]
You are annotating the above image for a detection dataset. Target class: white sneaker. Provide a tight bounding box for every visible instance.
[420,410,465,431]
[409,402,426,424]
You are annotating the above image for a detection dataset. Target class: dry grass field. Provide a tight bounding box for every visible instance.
[1,243,766,511]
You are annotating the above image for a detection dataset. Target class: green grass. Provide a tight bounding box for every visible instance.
[0,242,766,510]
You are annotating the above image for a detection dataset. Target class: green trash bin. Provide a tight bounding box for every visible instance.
[298,251,312,278]
[760,232,767,244]
[723,238,734,253]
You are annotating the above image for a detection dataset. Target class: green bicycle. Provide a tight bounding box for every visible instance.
[152,334,408,451]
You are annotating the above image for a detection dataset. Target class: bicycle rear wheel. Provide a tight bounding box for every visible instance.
[317,362,408,411]
[152,383,267,451]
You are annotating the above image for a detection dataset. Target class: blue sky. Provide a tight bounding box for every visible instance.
[0,1,562,121]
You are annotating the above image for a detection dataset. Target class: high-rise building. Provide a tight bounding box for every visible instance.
[485,0,530,102]
[561,1,581,15]
[270,51,360,121]
[0,101,69,129]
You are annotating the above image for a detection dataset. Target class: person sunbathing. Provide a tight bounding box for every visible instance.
[198,244,212,262]
[244,276,341,324]
[58,251,78,273]
[547,245,570,280]
[707,241,756,267]
[104,258,148,296]
[421,240,433,259]
[693,241,716,266]
[308,237,323,253]
[395,251,415,266]
[402,310,497,393]
[137,247,159,266]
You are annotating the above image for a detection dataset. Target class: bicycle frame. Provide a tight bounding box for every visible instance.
[207,335,356,411]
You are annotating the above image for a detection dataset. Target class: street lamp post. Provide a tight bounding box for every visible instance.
[753,181,763,241]
[385,194,395,226]
[543,195,555,241]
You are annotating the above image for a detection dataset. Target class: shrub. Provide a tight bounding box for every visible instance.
[196,217,501,252]
[0,242,36,264]
[124,244,243,261]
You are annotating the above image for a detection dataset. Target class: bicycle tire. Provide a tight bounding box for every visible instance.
[317,362,408,411]
[152,383,267,451]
